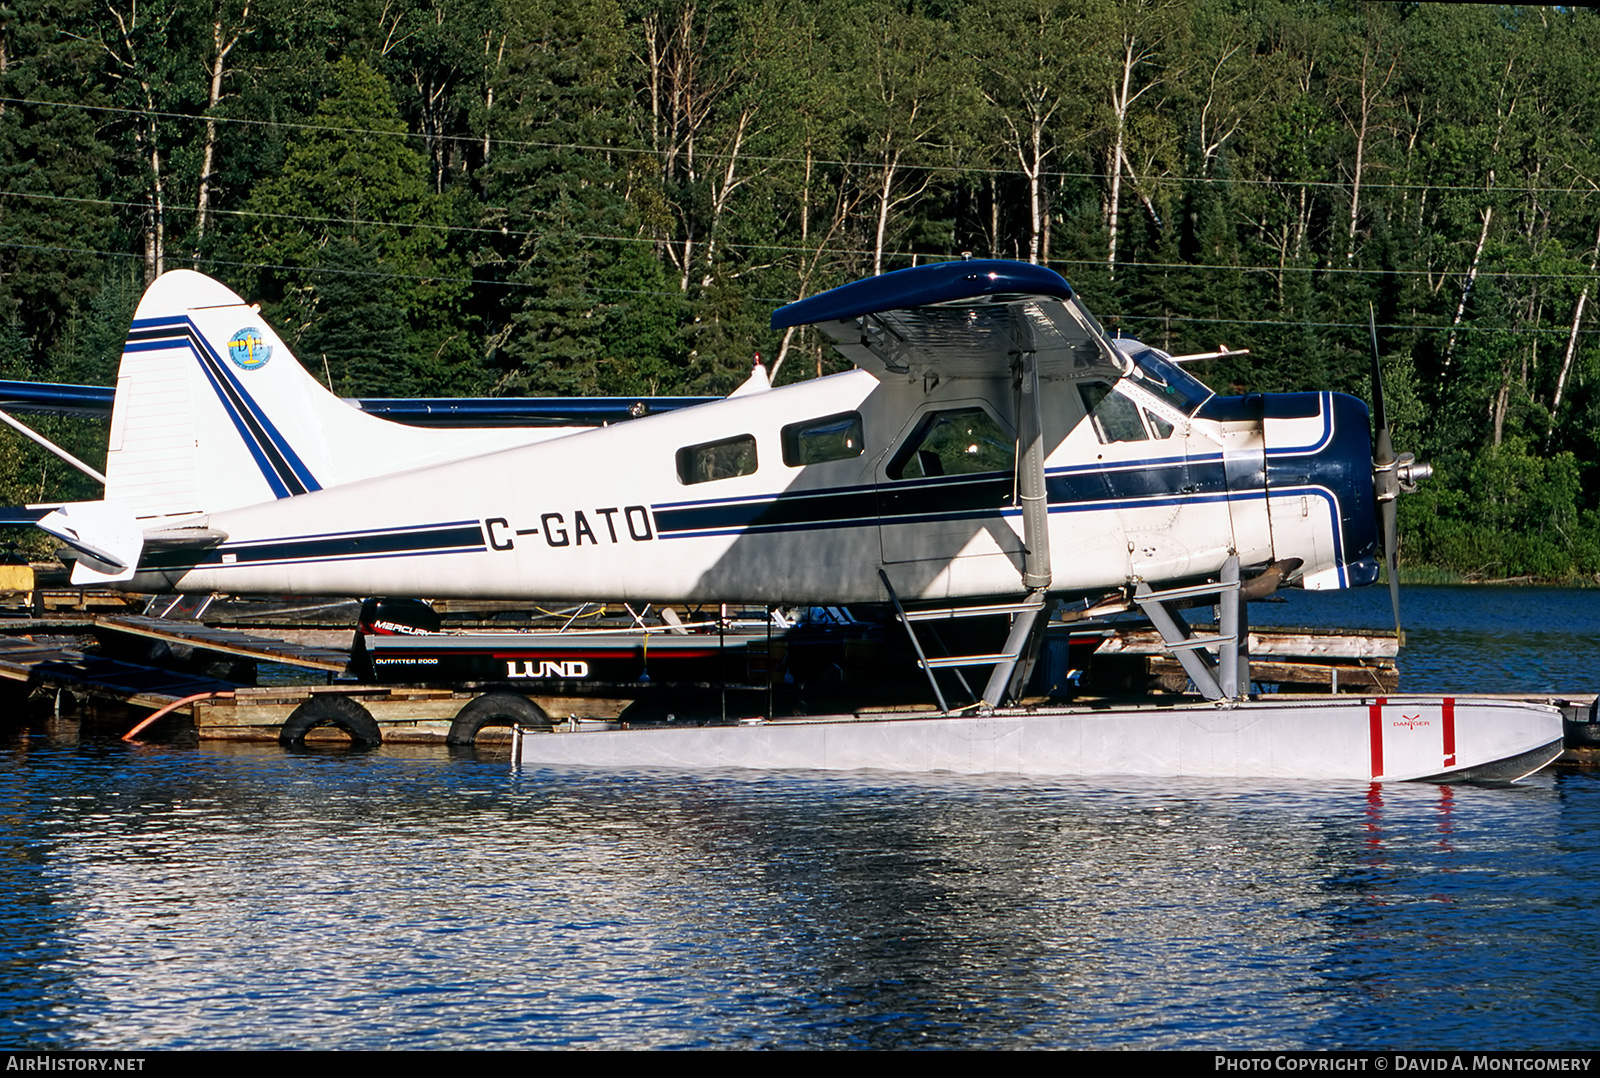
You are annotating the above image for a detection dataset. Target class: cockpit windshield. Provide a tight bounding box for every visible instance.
[1068,296,1112,343]
[1124,347,1214,416]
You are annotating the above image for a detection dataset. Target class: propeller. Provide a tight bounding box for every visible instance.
[1367,305,1433,646]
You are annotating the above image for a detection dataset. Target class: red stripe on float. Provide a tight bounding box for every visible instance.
[1369,697,1386,779]
[1442,697,1456,767]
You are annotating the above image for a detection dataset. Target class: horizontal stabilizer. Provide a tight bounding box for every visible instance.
[34,502,143,584]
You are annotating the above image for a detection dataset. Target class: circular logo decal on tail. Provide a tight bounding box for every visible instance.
[227,327,272,370]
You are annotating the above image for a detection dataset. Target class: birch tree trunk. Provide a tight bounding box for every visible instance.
[1101,11,1174,278]
[872,151,899,277]
[1106,34,1134,276]
[1444,205,1492,371]
[1442,58,1518,371]
[1546,219,1600,446]
[1340,32,1397,264]
[195,0,252,254]
[105,2,172,284]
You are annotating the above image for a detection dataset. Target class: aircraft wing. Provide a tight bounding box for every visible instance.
[349,396,717,427]
[0,506,51,527]
[0,380,115,418]
[0,378,717,428]
[771,259,1124,382]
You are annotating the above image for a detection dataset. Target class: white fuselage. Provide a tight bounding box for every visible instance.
[132,360,1355,606]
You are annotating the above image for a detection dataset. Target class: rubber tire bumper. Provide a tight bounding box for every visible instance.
[447,692,549,746]
[279,695,382,747]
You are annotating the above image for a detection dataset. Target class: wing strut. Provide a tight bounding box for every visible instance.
[1014,347,1052,592]
[0,408,107,484]
[973,346,1055,707]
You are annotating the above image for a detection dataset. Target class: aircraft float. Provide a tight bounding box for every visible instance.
[0,261,1566,781]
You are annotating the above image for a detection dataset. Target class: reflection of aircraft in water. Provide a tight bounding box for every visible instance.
[0,262,1563,780]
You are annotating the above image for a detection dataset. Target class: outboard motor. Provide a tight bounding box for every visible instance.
[358,597,442,636]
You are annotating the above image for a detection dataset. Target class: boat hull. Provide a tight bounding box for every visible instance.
[513,695,1564,782]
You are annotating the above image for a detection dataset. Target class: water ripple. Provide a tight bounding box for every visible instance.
[0,738,1595,1049]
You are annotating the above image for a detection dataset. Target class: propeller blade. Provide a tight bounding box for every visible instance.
[1369,304,1403,644]
[1369,305,1389,444]
[1383,496,1402,646]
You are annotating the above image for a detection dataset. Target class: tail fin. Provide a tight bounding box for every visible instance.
[106,270,543,525]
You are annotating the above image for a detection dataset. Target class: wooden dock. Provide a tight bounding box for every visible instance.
[94,615,351,674]
[191,686,475,741]
[0,633,237,710]
[1093,626,1400,693]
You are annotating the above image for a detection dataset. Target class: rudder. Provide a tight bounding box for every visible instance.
[104,270,548,525]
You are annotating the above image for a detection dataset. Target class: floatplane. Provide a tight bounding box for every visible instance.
[0,262,1565,781]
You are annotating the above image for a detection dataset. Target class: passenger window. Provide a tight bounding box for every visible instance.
[1078,382,1149,443]
[888,408,1013,480]
[677,434,758,484]
[1145,409,1174,439]
[782,412,864,467]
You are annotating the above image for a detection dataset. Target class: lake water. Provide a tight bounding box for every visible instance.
[1,586,1597,1051]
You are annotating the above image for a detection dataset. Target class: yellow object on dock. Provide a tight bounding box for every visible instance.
[0,563,33,593]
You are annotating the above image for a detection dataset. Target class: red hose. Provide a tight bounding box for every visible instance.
[122,690,235,742]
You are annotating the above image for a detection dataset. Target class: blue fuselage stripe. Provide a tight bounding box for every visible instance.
[649,458,1237,539]
[140,522,486,573]
[641,394,1374,587]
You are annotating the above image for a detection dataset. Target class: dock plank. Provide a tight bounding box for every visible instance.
[1096,628,1399,659]
[94,615,351,673]
[1148,656,1399,693]
[193,686,476,737]
[0,634,238,709]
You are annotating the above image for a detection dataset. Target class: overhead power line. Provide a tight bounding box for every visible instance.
[4,238,1596,339]
[7,95,1600,199]
[7,187,1600,286]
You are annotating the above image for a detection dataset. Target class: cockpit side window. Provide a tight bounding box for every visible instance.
[676,434,758,485]
[1078,382,1149,443]
[887,408,1014,480]
[782,412,864,467]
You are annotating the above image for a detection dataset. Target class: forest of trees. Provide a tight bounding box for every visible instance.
[2,0,1600,580]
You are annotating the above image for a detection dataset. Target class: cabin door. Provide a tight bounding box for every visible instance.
[875,400,1025,593]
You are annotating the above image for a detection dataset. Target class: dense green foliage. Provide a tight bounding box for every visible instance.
[3,0,1600,579]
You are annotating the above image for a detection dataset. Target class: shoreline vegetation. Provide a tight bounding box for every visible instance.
[2,2,1599,581]
[1396,567,1600,588]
